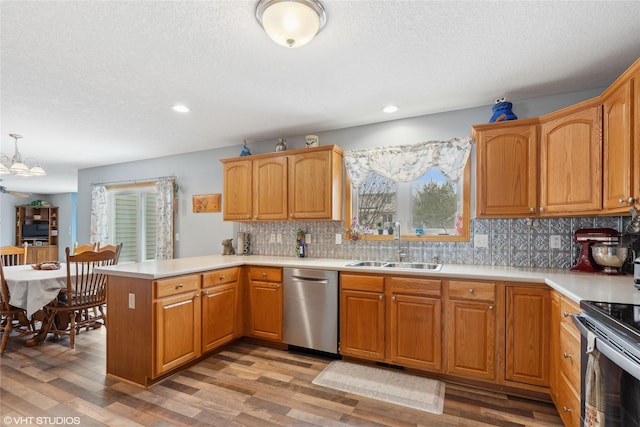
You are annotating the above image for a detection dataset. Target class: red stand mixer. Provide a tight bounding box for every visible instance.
[571,228,622,273]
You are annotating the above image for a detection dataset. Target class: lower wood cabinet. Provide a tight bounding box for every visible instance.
[201,267,241,352]
[340,273,386,360]
[445,280,497,381]
[247,267,283,341]
[550,291,582,427]
[505,284,550,387]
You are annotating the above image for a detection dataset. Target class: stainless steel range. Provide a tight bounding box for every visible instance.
[573,301,640,426]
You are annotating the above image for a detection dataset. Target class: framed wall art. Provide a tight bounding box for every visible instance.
[192,194,221,213]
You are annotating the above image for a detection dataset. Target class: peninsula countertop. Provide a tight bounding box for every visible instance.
[96,255,640,305]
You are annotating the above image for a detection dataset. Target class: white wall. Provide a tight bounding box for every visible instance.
[75,88,604,259]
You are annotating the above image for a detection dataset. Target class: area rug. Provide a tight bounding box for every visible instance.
[312,360,445,414]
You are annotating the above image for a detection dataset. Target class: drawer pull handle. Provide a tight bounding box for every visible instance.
[562,406,572,413]
[177,284,184,289]
[563,352,572,359]
[469,289,475,294]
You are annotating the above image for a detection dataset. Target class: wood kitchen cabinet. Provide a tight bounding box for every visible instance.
[602,60,640,213]
[247,266,283,341]
[505,284,550,387]
[472,119,539,217]
[388,276,442,372]
[539,100,603,216]
[155,274,202,375]
[288,147,343,220]
[201,267,241,352]
[221,145,343,221]
[339,273,386,361]
[445,280,496,381]
[222,159,253,221]
[549,292,582,427]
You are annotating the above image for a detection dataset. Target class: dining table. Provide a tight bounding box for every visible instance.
[4,263,69,345]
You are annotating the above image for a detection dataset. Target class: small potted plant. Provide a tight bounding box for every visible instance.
[387,223,394,235]
[377,222,383,235]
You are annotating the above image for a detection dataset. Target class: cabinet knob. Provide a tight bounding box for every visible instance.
[262,272,267,277]
[488,305,494,310]
[530,207,535,213]
[539,207,545,212]
[246,214,251,219]
[563,352,573,359]
[378,295,383,300]
[392,296,396,302]
[177,284,184,289]
[290,213,295,218]
[562,406,572,413]
[563,311,570,318]
[620,197,637,204]
[204,290,209,295]
[194,293,200,298]
[469,289,475,294]
[219,275,225,280]
[276,284,281,289]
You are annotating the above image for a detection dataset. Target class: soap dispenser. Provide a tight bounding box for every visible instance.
[296,229,305,258]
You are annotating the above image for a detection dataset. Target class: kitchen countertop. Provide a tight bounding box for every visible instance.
[96,255,640,305]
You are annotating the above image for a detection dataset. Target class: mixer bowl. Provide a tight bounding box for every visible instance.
[591,243,629,272]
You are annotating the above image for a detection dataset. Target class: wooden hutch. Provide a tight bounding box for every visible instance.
[15,205,59,263]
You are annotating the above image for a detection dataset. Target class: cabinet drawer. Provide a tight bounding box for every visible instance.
[560,297,581,329]
[448,280,495,302]
[388,277,441,297]
[556,371,581,427]
[202,267,239,287]
[559,324,581,390]
[249,267,282,282]
[155,274,200,298]
[341,273,385,292]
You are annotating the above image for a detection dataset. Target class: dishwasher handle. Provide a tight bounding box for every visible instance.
[289,276,330,284]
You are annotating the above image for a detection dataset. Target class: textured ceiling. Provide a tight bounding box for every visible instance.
[1,0,640,194]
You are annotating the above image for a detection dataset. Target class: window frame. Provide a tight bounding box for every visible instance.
[345,160,470,242]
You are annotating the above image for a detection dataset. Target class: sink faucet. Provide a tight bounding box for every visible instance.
[395,221,406,262]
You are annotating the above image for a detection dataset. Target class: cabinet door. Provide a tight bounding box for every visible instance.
[549,292,561,401]
[505,286,550,387]
[603,79,634,212]
[539,105,602,215]
[475,123,538,217]
[288,150,335,219]
[389,293,442,371]
[202,282,238,352]
[446,300,495,380]
[223,159,252,221]
[155,291,201,375]
[340,289,385,360]
[253,157,288,220]
[248,281,282,341]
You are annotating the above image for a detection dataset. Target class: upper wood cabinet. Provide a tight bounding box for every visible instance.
[221,145,343,221]
[602,59,640,213]
[539,100,602,216]
[472,119,538,217]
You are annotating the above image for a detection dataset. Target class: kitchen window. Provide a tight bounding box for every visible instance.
[345,138,471,242]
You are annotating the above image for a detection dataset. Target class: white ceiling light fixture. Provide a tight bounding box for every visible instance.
[0,134,46,176]
[256,0,327,48]
[172,104,190,113]
[382,105,399,113]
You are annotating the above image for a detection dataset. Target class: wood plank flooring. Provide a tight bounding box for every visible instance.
[0,329,564,426]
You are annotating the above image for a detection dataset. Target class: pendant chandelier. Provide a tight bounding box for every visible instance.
[256,0,327,48]
[0,134,46,176]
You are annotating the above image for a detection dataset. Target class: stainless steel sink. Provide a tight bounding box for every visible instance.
[346,261,388,267]
[382,262,442,271]
[346,261,443,271]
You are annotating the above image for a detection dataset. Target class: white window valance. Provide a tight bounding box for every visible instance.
[344,137,472,187]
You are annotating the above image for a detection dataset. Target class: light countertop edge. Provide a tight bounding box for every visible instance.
[95,255,640,305]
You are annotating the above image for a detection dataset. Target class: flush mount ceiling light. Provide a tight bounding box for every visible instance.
[382,105,399,113]
[256,0,327,48]
[172,104,190,113]
[0,134,46,176]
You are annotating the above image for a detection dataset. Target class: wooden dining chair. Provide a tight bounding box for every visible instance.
[0,243,28,266]
[44,247,118,349]
[97,242,123,263]
[0,260,34,353]
[73,242,97,255]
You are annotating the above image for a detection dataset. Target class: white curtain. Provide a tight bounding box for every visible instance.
[89,185,108,245]
[155,178,174,260]
[344,137,472,187]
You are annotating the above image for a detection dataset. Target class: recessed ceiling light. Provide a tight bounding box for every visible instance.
[172,104,190,113]
[382,105,398,113]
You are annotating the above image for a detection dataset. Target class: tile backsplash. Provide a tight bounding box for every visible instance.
[239,216,634,269]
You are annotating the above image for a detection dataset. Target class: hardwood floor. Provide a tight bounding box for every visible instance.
[0,329,563,426]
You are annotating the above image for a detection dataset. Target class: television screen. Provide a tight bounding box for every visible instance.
[22,223,49,238]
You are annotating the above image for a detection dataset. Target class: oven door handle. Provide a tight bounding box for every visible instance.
[572,313,640,382]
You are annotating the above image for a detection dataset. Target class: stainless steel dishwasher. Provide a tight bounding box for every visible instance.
[283,268,338,354]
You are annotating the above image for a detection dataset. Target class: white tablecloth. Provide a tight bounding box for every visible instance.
[4,264,68,317]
